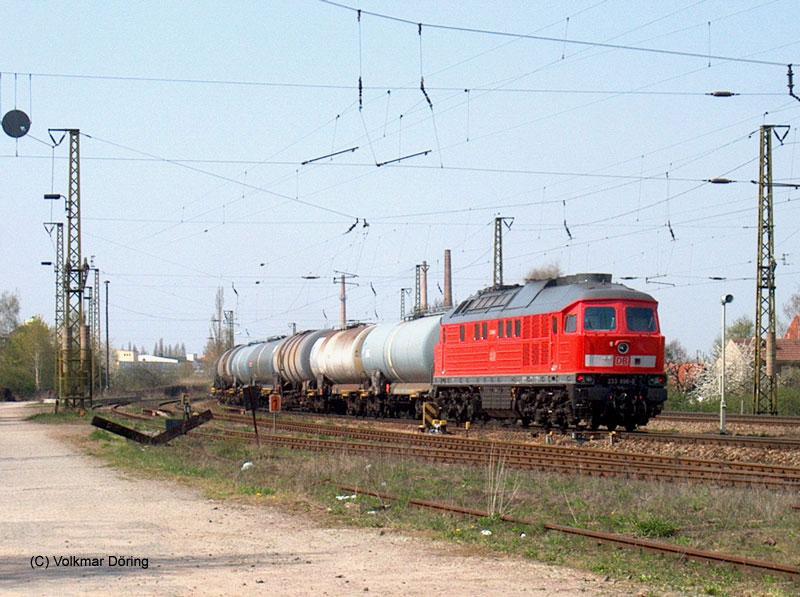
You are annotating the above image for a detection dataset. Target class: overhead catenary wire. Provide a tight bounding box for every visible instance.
[0,71,783,96]
[318,0,791,67]
[80,132,358,219]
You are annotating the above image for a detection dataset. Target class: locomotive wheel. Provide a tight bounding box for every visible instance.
[624,421,636,432]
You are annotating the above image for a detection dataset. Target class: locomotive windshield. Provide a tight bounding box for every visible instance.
[626,306,657,332]
[584,307,616,331]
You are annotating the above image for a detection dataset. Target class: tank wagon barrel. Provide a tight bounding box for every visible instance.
[274,329,330,384]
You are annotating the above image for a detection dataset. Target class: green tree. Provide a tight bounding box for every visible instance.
[0,317,56,395]
[727,315,754,342]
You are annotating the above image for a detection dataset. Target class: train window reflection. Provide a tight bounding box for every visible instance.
[626,307,657,332]
[565,314,577,333]
[584,307,616,331]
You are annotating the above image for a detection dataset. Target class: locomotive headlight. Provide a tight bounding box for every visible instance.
[576,374,594,385]
[649,375,666,386]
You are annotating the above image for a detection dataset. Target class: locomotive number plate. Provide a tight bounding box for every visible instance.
[606,376,636,385]
[614,356,630,367]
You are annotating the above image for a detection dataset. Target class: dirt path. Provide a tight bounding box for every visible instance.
[0,402,627,596]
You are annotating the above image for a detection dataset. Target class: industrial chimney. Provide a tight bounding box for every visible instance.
[420,261,429,312]
[443,249,453,308]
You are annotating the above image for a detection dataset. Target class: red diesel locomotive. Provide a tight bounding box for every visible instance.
[433,273,667,431]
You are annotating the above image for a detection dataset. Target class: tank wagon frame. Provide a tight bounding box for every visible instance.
[213,273,667,431]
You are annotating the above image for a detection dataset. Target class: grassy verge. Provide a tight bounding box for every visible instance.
[39,415,800,596]
[27,410,87,424]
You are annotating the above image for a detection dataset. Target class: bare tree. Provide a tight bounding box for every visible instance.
[783,288,800,322]
[204,287,227,367]
[665,339,689,363]
[0,291,20,337]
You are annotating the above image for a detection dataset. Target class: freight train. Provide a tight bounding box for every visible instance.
[213,273,667,431]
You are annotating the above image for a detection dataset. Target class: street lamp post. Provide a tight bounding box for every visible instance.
[720,294,734,434]
[104,280,110,391]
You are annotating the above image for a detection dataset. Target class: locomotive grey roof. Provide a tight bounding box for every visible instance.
[442,273,656,324]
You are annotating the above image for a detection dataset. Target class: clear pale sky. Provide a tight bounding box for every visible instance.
[1,0,798,356]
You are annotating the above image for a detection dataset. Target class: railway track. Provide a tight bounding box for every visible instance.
[206,411,800,489]
[602,430,800,450]
[218,404,800,450]
[105,405,800,488]
[216,407,800,450]
[660,411,800,426]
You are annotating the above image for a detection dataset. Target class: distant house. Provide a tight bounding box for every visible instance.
[116,350,136,364]
[711,316,800,378]
[115,350,180,371]
[138,354,180,365]
[777,315,800,372]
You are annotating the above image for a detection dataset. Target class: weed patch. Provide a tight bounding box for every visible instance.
[634,516,681,538]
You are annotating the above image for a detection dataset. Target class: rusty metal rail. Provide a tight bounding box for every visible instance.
[338,485,799,579]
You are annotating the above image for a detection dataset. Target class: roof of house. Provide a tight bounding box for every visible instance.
[777,338,800,364]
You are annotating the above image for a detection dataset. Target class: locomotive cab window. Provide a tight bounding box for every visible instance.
[626,306,657,332]
[584,307,616,331]
[565,314,577,333]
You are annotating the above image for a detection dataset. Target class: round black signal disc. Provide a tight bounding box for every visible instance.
[2,109,31,138]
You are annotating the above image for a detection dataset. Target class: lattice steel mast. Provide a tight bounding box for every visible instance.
[51,129,90,409]
[752,125,788,415]
[493,216,514,288]
[92,265,101,393]
[44,222,64,398]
